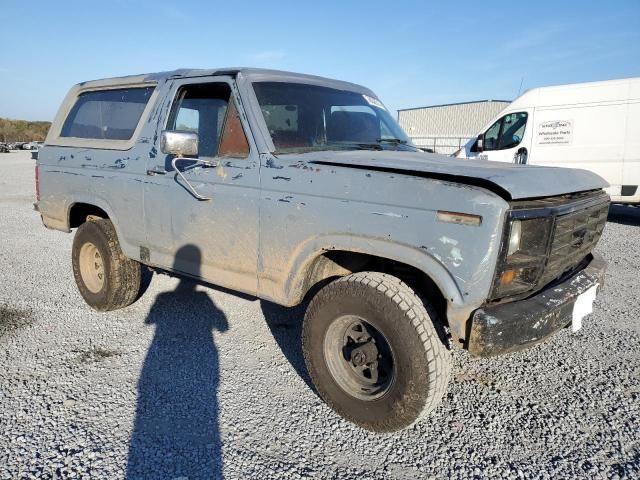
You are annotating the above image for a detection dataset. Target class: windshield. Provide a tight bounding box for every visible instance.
[252,82,416,153]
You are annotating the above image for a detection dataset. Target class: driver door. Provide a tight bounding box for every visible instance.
[143,77,260,296]
[473,111,531,163]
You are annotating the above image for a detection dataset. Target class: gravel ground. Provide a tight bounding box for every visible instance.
[0,150,638,479]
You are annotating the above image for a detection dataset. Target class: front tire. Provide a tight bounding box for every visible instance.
[302,272,451,432]
[72,218,144,311]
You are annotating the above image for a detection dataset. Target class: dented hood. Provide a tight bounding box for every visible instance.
[298,150,608,200]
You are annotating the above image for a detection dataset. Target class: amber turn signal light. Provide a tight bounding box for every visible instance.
[500,269,516,285]
[436,211,482,226]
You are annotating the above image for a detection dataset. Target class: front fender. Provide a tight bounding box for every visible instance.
[269,234,465,309]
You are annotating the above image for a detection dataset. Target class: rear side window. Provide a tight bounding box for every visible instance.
[60,87,154,140]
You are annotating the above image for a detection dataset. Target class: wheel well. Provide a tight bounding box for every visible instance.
[68,203,109,228]
[302,251,448,327]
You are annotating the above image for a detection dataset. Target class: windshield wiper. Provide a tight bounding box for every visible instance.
[326,141,383,151]
[376,138,408,145]
[355,143,383,150]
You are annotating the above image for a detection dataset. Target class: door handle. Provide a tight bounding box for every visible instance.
[514,148,528,165]
[146,167,167,176]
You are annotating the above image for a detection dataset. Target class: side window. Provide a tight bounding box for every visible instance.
[61,87,154,140]
[218,96,250,158]
[167,83,249,159]
[483,117,502,151]
[174,107,199,133]
[498,112,528,149]
[168,83,229,157]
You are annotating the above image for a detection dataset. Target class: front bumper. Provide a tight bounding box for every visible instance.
[467,253,606,357]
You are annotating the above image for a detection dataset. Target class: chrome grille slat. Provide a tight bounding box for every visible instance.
[539,199,609,286]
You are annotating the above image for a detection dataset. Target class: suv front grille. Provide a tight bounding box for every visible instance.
[538,197,609,286]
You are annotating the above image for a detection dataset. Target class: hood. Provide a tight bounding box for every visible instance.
[292,150,608,200]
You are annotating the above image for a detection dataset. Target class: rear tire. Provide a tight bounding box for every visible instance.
[72,218,144,311]
[302,272,451,432]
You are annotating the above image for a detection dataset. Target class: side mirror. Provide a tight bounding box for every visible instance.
[160,130,199,156]
[476,133,484,152]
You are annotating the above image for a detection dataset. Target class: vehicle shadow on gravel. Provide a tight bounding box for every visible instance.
[608,204,640,226]
[260,300,317,393]
[127,245,228,480]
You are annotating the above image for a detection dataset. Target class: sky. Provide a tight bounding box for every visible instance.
[1,0,639,121]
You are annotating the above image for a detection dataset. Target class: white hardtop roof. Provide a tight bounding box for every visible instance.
[73,68,375,96]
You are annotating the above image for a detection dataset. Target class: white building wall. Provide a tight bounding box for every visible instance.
[398,100,510,154]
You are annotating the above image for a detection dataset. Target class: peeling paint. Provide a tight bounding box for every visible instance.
[265,158,284,169]
[371,212,407,218]
[440,236,459,246]
[216,164,227,179]
[449,247,463,267]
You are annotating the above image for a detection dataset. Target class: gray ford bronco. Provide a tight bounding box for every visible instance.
[36,68,609,432]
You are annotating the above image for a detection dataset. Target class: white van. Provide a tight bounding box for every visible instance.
[455,78,640,204]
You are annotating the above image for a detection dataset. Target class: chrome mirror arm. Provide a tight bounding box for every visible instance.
[171,157,218,201]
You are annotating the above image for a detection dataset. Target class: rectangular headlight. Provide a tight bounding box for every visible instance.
[507,220,522,256]
[490,216,553,300]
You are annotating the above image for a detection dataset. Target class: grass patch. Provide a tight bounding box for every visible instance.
[0,304,33,336]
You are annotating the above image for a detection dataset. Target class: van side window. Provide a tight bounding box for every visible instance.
[61,87,154,140]
[167,83,249,158]
[478,112,528,151]
[482,118,502,151]
[498,113,528,149]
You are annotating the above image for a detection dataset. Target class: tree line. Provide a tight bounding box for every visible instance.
[0,118,52,142]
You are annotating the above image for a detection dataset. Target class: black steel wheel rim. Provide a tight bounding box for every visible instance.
[323,315,396,401]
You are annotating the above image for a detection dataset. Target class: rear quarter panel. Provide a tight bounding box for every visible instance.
[37,81,167,260]
[37,144,151,260]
